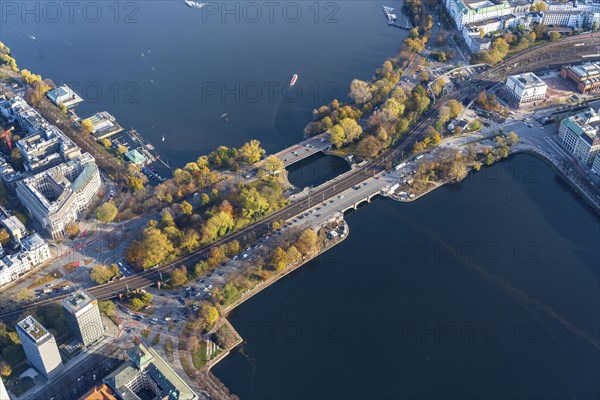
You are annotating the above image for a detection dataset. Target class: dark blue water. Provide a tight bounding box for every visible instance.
[286,153,350,188]
[2,3,599,399]
[213,155,600,399]
[0,0,405,166]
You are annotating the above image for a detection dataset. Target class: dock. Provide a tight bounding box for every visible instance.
[127,129,173,172]
[383,6,397,24]
[383,4,412,30]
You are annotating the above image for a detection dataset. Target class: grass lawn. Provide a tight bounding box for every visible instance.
[191,342,220,370]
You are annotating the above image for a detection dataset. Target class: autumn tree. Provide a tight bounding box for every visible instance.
[295,229,318,255]
[179,200,193,215]
[349,79,372,104]
[239,139,265,164]
[0,359,11,376]
[81,118,94,133]
[96,201,118,223]
[199,303,219,332]
[448,99,463,118]
[270,247,289,272]
[0,229,10,245]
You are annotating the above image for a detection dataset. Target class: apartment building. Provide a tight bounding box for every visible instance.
[16,153,101,239]
[558,107,600,165]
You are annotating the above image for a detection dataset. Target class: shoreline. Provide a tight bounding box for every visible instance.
[196,147,600,398]
[198,221,350,397]
[389,148,600,214]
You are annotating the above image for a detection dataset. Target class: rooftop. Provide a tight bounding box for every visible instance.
[105,343,198,400]
[80,384,118,400]
[563,107,600,145]
[508,72,547,88]
[17,315,50,342]
[124,149,145,165]
[62,289,97,316]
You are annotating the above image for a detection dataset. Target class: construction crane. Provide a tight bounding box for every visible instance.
[0,127,14,152]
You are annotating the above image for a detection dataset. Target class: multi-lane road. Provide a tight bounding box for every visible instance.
[2,35,599,322]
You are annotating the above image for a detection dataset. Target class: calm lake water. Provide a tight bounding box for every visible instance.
[1,0,405,165]
[2,3,599,399]
[213,155,600,399]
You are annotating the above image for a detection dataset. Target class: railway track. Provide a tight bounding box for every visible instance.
[1,36,599,321]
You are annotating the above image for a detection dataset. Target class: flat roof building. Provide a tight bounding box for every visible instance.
[561,62,600,94]
[85,112,124,140]
[62,289,104,348]
[558,107,600,165]
[46,85,83,108]
[505,72,547,105]
[16,316,63,379]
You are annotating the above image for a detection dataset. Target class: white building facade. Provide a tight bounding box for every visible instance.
[558,108,600,165]
[16,153,101,239]
[505,72,548,103]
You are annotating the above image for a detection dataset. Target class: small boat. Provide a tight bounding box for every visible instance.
[290,74,298,86]
[220,113,228,118]
[185,0,207,8]
[29,35,36,41]
[162,134,165,142]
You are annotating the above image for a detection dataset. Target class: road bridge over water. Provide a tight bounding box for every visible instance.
[2,35,600,322]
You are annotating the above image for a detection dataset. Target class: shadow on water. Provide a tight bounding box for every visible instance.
[286,153,350,189]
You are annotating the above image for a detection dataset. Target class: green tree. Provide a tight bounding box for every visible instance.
[117,145,128,155]
[98,300,117,317]
[169,266,188,287]
[130,298,144,311]
[548,31,561,41]
[101,138,112,148]
[507,132,519,145]
[96,201,118,223]
[90,264,119,284]
[200,193,210,205]
[239,187,269,220]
